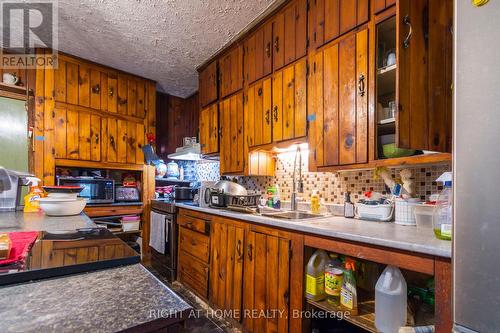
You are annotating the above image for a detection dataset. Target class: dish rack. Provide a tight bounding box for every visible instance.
[225,194,261,208]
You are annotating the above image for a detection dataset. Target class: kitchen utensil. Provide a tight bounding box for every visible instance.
[382,143,416,158]
[2,73,18,85]
[173,186,195,201]
[213,180,247,196]
[39,197,87,216]
[166,161,180,179]
[115,186,140,202]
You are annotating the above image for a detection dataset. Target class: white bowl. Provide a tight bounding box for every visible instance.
[47,192,79,200]
[39,198,87,216]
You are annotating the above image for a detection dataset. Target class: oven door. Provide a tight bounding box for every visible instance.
[150,209,177,281]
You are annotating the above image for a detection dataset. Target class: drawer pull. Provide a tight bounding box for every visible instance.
[247,243,253,261]
[236,240,243,259]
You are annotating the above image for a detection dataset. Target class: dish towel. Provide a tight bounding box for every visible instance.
[0,231,38,266]
[149,211,166,254]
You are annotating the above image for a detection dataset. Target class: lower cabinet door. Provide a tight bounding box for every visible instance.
[243,230,290,333]
[210,222,245,321]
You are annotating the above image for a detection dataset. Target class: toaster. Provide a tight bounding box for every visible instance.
[115,186,140,202]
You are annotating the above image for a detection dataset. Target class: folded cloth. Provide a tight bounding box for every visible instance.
[149,211,166,254]
[0,231,38,266]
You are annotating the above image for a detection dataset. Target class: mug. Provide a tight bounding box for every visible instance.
[3,73,18,85]
[386,51,396,67]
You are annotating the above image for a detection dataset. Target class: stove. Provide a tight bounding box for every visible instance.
[151,198,198,214]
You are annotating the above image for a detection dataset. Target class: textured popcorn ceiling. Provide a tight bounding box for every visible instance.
[57,0,277,97]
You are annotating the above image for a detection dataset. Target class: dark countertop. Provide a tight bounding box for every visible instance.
[0,264,191,333]
[176,203,452,258]
[0,211,96,233]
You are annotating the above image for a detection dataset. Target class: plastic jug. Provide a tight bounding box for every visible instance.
[375,266,407,333]
[305,249,330,301]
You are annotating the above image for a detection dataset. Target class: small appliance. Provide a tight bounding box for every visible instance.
[209,188,226,208]
[173,186,195,201]
[198,181,216,208]
[115,186,140,202]
[167,137,202,161]
[0,167,33,211]
[57,177,115,204]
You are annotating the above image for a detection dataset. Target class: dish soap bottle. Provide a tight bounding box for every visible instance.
[305,249,330,301]
[344,192,355,218]
[311,190,320,214]
[433,172,453,240]
[23,177,43,213]
[340,258,358,315]
[375,266,407,333]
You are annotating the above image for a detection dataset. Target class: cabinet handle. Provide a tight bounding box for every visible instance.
[92,84,100,94]
[110,135,115,149]
[213,126,218,138]
[266,42,271,58]
[219,128,223,138]
[274,36,280,53]
[236,240,243,259]
[247,243,253,261]
[265,109,270,125]
[273,105,278,122]
[358,74,365,97]
[258,87,263,96]
[95,134,99,144]
[109,87,114,97]
[403,15,412,49]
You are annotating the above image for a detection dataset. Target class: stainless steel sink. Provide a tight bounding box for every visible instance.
[261,210,328,220]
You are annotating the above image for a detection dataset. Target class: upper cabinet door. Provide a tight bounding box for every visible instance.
[220,46,243,99]
[245,77,273,148]
[309,28,369,168]
[220,93,244,175]
[199,60,218,107]
[200,103,219,155]
[373,0,396,14]
[273,0,307,71]
[396,0,452,152]
[309,0,369,50]
[244,21,274,85]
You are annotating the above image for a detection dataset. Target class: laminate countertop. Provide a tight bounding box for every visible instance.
[176,203,452,258]
[0,264,191,333]
[0,211,96,232]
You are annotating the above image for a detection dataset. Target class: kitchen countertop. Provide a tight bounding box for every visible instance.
[176,203,452,258]
[0,264,191,333]
[0,211,96,233]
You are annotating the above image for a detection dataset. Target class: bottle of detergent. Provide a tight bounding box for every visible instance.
[305,249,330,301]
[310,190,320,214]
[375,265,407,333]
[23,177,43,213]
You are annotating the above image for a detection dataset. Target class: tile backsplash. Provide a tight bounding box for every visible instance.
[234,152,451,204]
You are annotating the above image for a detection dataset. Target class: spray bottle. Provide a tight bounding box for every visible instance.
[23,177,43,213]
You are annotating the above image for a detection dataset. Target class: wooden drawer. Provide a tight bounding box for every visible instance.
[178,227,210,263]
[178,250,209,299]
[177,213,209,235]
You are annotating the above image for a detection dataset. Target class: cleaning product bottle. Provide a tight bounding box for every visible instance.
[344,192,355,218]
[273,185,282,209]
[23,177,43,213]
[340,258,358,315]
[305,249,330,301]
[433,172,453,240]
[311,190,320,214]
[375,265,407,333]
[325,253,344,305]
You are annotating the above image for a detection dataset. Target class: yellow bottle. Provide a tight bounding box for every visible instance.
[311,190,320,215]
[23,177,43,213]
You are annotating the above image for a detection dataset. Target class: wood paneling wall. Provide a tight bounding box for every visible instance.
[156,92,199,159]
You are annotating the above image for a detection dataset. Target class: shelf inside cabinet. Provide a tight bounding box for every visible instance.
[376,67,396,97]
[377,64,396,75]
[378,117,395,125]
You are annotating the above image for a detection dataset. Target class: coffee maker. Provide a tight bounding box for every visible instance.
[0,167,34,211]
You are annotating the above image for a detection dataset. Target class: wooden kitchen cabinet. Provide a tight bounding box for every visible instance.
[308,0,370,50]
[373,0,396,14]
[210,219,245,319]
[245,77,272,147]
[219,93,244,175]
[243,21,273,85]
[272,0,307,71]
[243,230,290,333]
[199,103,219,155]
[199,60,218,107]
[309,28,369,168]
[100,118,145,164]
[219,45,243,99]
[272,58,307,142]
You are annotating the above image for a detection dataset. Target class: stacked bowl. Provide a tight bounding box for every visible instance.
[39,186,87,216]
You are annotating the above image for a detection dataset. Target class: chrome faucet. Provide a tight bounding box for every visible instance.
[291,145,304,211]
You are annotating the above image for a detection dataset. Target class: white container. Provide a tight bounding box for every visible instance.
[413,204,435,228]
[375,266,407,333]
[395,198,420,226]
[39,198,87,216]
[355,203,394,222]
[122,218,140,232]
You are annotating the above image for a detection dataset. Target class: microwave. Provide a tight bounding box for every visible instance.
[57,177,115,204]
